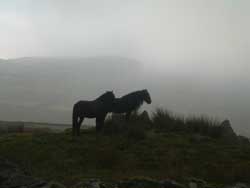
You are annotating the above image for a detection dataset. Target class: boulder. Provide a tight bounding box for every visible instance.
[234,183,249,188]
[188,178,207,188]
[224,183,249,188]
[160,179,186,188]
[118,177,161,188]
[220,120,238,143]
[42,181,66,188]
[73,179,106,188]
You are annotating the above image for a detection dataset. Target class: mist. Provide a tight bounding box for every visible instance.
[0,1,250,136]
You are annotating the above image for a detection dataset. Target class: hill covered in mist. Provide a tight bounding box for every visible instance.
[0,56,249,137]
[0,57,145,123]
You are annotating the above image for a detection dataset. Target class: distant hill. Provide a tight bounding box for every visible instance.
[0,57,143,123]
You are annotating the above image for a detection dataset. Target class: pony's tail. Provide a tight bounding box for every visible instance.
[72,103,78,136]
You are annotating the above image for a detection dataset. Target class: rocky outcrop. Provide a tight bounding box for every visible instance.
[220,120,238,143]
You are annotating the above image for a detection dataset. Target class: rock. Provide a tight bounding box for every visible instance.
[188,178,207,188]
[42,181,66,188]
[189,182,198,188]
[73,179,106,188]
[220,120,238,143]
[160,179,186,188]
[234,183,249,188]
[118,177,161,188]
[224,183,249,188]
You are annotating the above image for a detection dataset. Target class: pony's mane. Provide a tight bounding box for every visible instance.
[96,91,114,101]
[119,90,145,110]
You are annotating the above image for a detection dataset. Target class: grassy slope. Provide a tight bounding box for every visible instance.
[1,128,250,186]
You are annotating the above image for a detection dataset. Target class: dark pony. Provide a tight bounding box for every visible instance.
[72,91,115,136]
[112,89,151,121]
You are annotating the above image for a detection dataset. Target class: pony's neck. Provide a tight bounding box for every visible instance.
[96,93,106,101]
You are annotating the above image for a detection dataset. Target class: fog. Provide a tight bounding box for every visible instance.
[0,1,249,136]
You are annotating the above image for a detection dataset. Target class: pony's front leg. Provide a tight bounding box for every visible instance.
[77,117,84,136]
[72,116,78,136]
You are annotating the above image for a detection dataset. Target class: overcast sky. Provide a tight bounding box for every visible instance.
[0,1,249,65]
[0,1,250,135]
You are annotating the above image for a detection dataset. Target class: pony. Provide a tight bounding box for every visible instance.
[112,89,151,121]
[72,91,115,136]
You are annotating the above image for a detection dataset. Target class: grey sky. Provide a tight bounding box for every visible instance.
[0,1,250,135]
[1,1,249,64]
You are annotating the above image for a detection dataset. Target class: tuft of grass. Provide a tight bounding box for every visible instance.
[152,108,185,132]
[185,116,222,138]
[152,108,222,138]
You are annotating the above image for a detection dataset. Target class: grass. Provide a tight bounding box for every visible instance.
[0,130,250,186]
[152,108,223,138]
[0,109,250,187]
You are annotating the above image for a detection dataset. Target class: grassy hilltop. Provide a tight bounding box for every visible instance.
[0,109,250,186]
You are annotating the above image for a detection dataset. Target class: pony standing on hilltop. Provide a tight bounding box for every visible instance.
[72,91,115,136]
[112,89,152,121]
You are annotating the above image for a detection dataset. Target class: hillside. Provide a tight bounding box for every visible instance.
[0,113,250,187]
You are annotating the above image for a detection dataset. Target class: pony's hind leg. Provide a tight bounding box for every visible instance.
[96,115,105,132]
[125,111,131,121]
[96,118,103,132]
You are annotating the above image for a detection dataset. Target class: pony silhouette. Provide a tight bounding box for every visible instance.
[72,91,115,136]
[112,89,151,121]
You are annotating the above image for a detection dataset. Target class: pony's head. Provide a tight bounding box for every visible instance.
[141,89,151,104]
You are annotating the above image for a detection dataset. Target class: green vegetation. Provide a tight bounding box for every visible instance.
[0,109,250,187]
